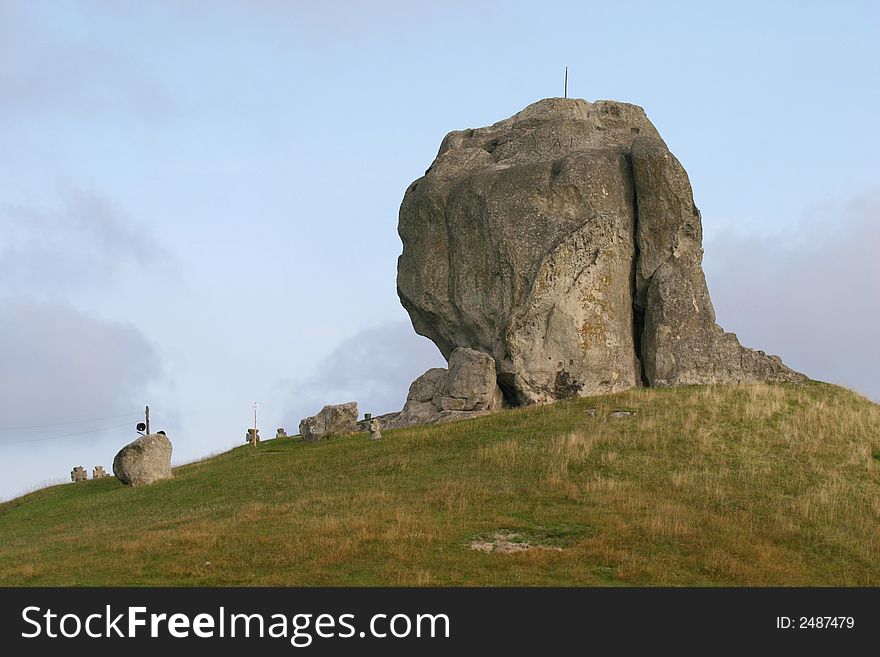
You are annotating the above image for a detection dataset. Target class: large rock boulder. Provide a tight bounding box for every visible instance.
[299,402,358,442]
[397,98,803,404]
[394,347,504,428]
[112,433,173,487]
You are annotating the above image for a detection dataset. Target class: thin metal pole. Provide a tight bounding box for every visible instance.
[564,66,568,98]
[253,402,258,448]
[145,405,150,435]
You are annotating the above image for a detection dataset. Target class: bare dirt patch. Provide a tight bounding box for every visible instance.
[469,531,564,554]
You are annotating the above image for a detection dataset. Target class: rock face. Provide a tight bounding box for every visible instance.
[112,433,173,487]
[393,347,504,428]
[299,402,358,442]
[438,347,504,411]
[397,98,803,405]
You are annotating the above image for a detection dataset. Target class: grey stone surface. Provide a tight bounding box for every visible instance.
[391,348,504,429]
[438,347,504,412]
[395,368,448,427]
[630,137,802,387]
[299,402,358,443]
[112,433,173,487]
[397,98,804,404]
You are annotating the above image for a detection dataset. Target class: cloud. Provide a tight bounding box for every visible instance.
[275,322,445,430]
[704,194,880,401]
[0,190,173,295]
[0,186,176,500]
[0,298,163,428]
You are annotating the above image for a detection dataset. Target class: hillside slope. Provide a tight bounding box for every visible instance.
[1,382,878,586]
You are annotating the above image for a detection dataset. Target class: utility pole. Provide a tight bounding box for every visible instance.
[564,66,568,98]
[252,402,258,448]
[145,405,151,435]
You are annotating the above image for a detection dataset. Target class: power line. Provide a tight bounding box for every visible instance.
[0,412,140,433]
[0,421,134,446]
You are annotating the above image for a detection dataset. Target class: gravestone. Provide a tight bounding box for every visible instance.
[71,466,87,483]
[92,466,108,479]
[369,418,382,441]
[246,428,260,445]
[276,428,287,439]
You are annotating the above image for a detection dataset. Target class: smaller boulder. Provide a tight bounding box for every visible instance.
[113,433,173,487]
[398,368,448,426]
[369,418,382,440]
[437,347,504,412]
[299,402,358,443]
[393,347,504,428]
[407,368,447,403]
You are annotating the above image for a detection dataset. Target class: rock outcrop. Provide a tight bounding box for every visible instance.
[390,347,504,428]
[299,402,358,442]
[397,98,803,405]
[112,433,173,487]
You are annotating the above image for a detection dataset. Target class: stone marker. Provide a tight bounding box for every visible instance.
[92,466,108,479]
[112,433,173,487]
[70,466,87,483]
[299,402,358,443]
[369,418,382,440]
[276,428,287,439]
[246,428,260,445]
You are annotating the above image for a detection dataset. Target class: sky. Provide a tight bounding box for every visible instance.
[1,0,877,500]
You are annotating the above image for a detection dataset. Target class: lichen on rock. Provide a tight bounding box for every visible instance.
[396,98,803,406]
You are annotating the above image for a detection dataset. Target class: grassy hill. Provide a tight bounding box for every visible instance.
[1,382,878,586]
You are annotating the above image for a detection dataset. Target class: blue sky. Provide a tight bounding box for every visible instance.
[1,0,878,499]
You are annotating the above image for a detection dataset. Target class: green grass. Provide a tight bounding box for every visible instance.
[1,381,878,586]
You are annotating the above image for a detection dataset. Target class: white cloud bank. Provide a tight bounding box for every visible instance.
[0,189,173,499]
[704,195,880,401]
